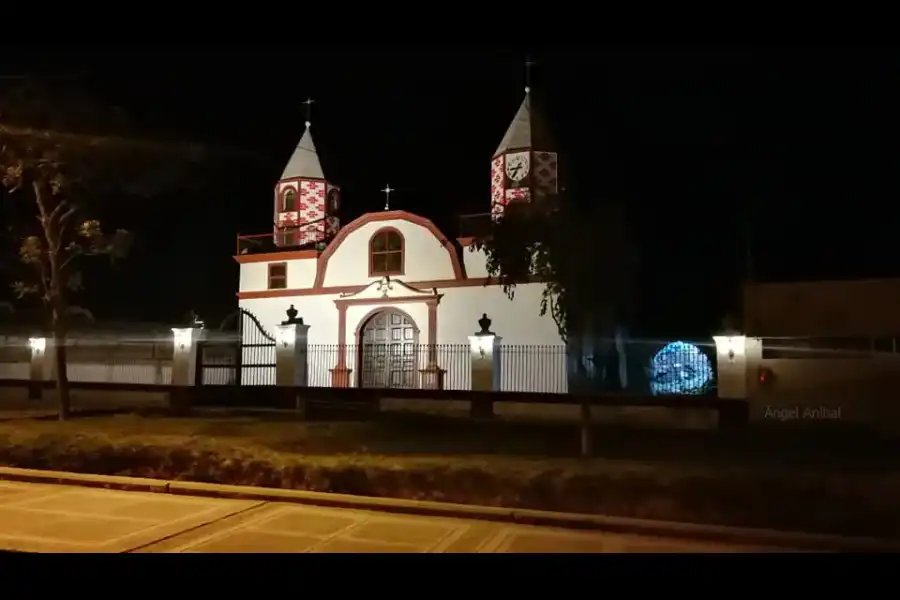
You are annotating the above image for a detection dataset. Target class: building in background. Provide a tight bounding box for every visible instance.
[740,278,900,425]
[234,89,564,390]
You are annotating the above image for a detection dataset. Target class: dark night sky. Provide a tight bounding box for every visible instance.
[2,45,899,336]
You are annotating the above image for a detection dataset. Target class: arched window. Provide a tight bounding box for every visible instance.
[369,228,404,276]
[282,189,296,212]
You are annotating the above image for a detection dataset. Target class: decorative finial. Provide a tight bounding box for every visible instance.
[476,313,493,336]
[281,304,303,325]
[186,309,204,328]
[524,57,536,94]
[381,184,394,211]
[302,97,315,127]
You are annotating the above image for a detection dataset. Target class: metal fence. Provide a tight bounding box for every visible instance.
[303,343,569,393]
[300,342,721,395]
[1,336,718,397]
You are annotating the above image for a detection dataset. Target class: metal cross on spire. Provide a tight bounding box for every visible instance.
[302,97,315,127]
[524,56,536,94]
[381,185,394,211]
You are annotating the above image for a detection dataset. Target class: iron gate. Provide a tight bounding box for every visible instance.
[196,309,276,386]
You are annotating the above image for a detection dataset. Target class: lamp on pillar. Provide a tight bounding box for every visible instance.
[468,313,502,417]
[170,322,205,412]
[276,305,310,392]
[471,313,495,358]
[27,336,48,399]
[171,325,204,384]
[713,328,748,400]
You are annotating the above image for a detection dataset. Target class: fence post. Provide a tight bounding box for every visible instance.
[419,298,445,390]
[27,336,49,400]
[275,310,310,414]
[468,314,501,418]
[169,326,203,411]
[712,332,750,427]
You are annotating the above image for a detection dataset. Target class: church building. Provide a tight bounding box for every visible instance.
[234,88,565,390]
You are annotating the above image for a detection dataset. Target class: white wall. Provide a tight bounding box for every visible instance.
[0,361,171,385]
[240,295,340,345]
[0,362,28,380]
[242,275,564,347]
[437,282,561,345]
[439,282,565,393]
[68,361,172,385]
[238,218,461,293]
[322,219,457,287]
[238,279,566,392]
[239,258,317,292]
[461,245,490,278]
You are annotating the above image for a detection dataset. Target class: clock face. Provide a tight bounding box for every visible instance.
[327,188,341,212]
[505,152,530,182]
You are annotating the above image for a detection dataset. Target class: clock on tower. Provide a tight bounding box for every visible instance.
[490,90,558,219]
[505,152,530,183]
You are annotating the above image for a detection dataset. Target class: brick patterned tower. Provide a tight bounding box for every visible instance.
[490,87,558,220]
[274,120,341,247]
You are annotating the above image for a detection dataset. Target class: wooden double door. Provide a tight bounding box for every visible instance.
[359,311,418,389]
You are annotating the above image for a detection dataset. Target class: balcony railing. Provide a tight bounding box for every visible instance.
[236,221,334,256]
[457,213,493,239]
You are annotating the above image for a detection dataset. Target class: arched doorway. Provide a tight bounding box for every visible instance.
[359,309,419,388]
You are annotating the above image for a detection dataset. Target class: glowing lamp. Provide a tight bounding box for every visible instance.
[713,334,746,363]
[276,327,293,348]
[469,313,496,359]
[171,328,193,351]
[28,337,46,353]
[471,334,493,357]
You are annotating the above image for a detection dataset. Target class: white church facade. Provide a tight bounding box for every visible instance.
[234,90,567,391]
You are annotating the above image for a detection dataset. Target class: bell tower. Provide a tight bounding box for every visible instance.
[490,82,559,220]
[274,99,341,248]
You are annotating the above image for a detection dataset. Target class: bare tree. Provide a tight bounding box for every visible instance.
[0,79,206,419]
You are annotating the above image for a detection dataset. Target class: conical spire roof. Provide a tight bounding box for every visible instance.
[493,91,555,158]
[281,123,325,179]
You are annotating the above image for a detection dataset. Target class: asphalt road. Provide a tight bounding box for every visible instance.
[0,479,798,553]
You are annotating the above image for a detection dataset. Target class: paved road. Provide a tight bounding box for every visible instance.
[0,480,795,553]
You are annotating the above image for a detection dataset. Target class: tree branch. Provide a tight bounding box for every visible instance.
[58,245,82,274]
[46,198,70,227]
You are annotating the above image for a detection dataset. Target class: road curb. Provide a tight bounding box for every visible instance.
[1,466,898,552]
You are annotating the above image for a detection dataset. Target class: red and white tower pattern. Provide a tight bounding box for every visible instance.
[490,88,558,220]
[274,120,341,247]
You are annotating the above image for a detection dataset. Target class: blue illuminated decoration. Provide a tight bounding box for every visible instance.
[649,341,714,396]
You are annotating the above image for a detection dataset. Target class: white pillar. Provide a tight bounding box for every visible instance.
[275,323,310,386]
[469,333,502,391]
[28,336,49,399]
[469,332,501,418]
[171,327,203,386]
[713,334,748,399]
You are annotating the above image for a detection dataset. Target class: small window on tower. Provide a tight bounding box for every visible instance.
[369,228,404,277]
[283,189,296,212]
[268,263,287,289]
[276,231,296,247]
